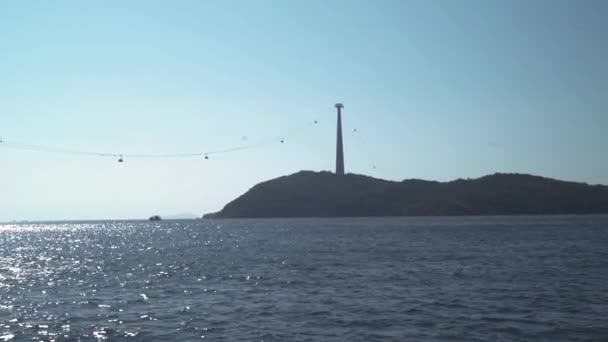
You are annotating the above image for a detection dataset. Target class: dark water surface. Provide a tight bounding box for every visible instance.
[0,216,607,341]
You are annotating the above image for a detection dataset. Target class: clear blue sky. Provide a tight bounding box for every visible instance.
[1,0,606,221]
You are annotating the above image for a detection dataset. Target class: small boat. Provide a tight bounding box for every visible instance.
[148,215,162,221]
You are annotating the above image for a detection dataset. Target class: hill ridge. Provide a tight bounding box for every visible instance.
[204,171,608,218]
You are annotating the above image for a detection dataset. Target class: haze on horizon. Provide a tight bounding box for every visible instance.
[1,0,607,221]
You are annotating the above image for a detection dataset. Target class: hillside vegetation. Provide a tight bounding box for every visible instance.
[204,171,608,218]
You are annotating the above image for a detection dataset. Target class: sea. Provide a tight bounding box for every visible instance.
[0,215,607,341]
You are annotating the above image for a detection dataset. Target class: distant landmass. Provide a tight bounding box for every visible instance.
[203,171,608,218]
[164,212,198,220]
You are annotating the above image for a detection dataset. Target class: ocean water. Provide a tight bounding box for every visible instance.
[0,216,607,341]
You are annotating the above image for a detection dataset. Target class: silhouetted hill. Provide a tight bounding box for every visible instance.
[203,171,608,218]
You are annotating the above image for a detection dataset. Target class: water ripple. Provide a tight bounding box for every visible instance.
[0,216,607,341]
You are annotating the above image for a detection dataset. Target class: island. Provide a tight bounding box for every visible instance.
[148,215,162,221]
[203,171,608,218]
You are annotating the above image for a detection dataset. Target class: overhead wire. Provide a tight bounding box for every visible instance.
[206,116,324,156]
[0,115,327,162]
[0,140,118,157]
[0,111,383,175]
[351,127,381,172]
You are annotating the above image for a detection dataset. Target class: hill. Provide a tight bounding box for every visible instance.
[203,171,608,218]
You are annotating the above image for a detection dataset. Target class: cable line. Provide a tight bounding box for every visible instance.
[0,115,327,162]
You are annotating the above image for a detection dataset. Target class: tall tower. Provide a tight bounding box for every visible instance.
[335,103,345,175]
